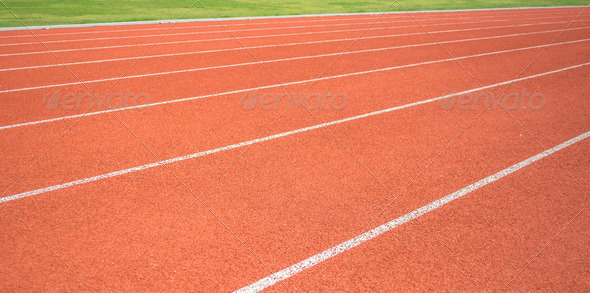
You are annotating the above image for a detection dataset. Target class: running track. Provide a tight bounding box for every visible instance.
[1,6,589,293]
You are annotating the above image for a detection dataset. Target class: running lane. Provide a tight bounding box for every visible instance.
[2,68,588,291]
[0,8,582,43]
[256,61,589,292]
[0,8,583,45]
[0,25,588,126]
[0,11,587,68]
[1,34,588,197]
[1,19,589,90]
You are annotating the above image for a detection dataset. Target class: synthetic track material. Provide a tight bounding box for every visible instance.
[0,6,588,293]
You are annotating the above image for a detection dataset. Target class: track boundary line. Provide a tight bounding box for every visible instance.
[0,5,584,32]
[1,62,587,203]
[235,130,590,292]
[0,13,578,46]
[0,10,578,40]
[2,28,588,93]
[0,14,501,38]
[2,17,587,57]
[1,19,585,72]
[1,39,587,131]
[0,16,491,46]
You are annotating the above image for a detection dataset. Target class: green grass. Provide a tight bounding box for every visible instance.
[0,0,587,27]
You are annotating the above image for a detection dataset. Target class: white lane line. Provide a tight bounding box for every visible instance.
[0,6,583,33]
[2,27,588,94]
[1,62,587,203]
[235,130,590,293]
[0,16,441,39]
[0,18,440,47]
[0,19,584,73]
[0,38,587,132]
[0,10,577,39]
[0,13,577,46]
[0,15,499,39]
[1,16,586,57]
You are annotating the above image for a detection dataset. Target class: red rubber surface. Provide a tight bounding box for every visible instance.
[0,6,588,292]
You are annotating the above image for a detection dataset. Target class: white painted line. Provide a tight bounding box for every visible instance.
[1,62,588,202]
[235,130,590,292]
[0,12,576,45]
[0,15,452,39]
[0,15,416,38]
[0,18,584,72]
[0,5,583,32]
[0,39,587,131]
[2,27,588,94]
[0,18,439,47]
[0,12,577,39]
[1,16,586,57]
[0,12,576,39]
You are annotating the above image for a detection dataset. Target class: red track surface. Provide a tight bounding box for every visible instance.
[0,6,589,293]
